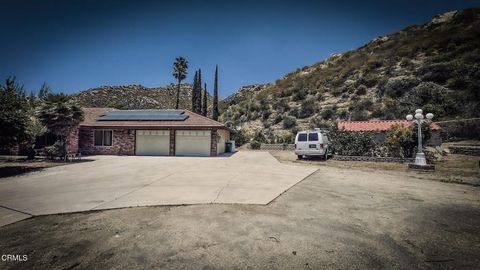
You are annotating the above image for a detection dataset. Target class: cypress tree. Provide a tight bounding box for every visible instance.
[196,69,202,113]
[212,65,219,120]
[191,71,198,112]
[202,83,208,116]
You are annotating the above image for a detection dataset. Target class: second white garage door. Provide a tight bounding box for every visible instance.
[136,130,170,156]
[175,130,211,157]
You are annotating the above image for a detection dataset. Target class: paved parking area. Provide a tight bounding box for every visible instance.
[1,162,479,269]
[0,151,316,226]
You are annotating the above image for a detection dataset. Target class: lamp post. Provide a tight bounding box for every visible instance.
[406,109,434,166]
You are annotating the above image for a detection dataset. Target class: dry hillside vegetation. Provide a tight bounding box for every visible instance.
[72,84,212,111]
[220,9,480,142]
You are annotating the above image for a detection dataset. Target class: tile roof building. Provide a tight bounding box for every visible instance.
[337,120,442,146]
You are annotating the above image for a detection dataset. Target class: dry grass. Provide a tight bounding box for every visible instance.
[270,150,480,186]
[434,154,480,183]
[0,158,90,178]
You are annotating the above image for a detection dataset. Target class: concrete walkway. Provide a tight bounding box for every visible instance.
[0,151,316,226]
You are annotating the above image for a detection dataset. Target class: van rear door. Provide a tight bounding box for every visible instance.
[296,133,308,150]
[308,132,320,151]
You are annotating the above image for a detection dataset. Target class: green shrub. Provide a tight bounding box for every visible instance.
[320,106,336,120]
[261,110,271,120]
[283,116,297,129]
[337,109,349,120]
[231,130,247,147]
[418,62,452,84]
[355,85,367,95]
[298,98,316,118]
[402,82,453,119]
[280,133,295,144]
[329,127,377,156]
[273,99,290,112]
[309,115,331,129]
[358,73,380,88]
[250,140,261,149]
[289,107,299,118]
[350,108,369,121]
[291,89,306,101]
[358,99,374,111]
[384,76,420,98]
[273,114,283,124]
[385,125,415,157]
[44,140,66,160]
[252,131,267,143]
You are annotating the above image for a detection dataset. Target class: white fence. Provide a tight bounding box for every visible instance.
[332,155,414,163]
[260,144,295,151]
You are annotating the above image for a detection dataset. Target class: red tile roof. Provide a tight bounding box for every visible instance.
[80,108,227,129]
[337,120,441,132]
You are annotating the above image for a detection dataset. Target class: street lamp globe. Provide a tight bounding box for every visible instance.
[415,109,423,114]
[415,113,424,120]
[406,114,413,121]
[426,113,434,120]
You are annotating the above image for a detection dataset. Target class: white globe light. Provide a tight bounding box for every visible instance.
[426,113,434,120]
[406,114,413,121]
[415,113,423,120]
[415,109,423,114]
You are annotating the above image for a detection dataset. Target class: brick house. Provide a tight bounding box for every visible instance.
[67,108,230,157]
[337,120,442,146]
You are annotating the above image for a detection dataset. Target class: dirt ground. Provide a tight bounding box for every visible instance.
[1,156,479,269]
[270,151,480,186]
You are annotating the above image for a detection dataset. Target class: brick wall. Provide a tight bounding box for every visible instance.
[66,127,79,154]
[79,127,135,155]
[210,128,217,157]
[169,129,175,156]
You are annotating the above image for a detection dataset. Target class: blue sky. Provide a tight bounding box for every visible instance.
[0,0,476,97]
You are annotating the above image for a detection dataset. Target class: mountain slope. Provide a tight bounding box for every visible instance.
[220,8,480,141]
[72,83,210,110]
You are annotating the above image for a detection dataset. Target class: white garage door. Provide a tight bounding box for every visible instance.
[136,130,170,156]
[175,130,211,157]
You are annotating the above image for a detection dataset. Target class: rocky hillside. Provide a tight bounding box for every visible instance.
[220,8,480,142]
[72,83,210,110]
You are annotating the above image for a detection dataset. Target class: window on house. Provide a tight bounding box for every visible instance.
[94,130,112,146]
[308,133,318,141]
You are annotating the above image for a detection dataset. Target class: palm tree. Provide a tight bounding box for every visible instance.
[37,93,84,154]
[173,57,188,109]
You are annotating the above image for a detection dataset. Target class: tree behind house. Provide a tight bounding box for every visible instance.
[202,83,208,116]
[0,76,30,148]
[191,71,198,112]
[196,69,202,113]
[212,65,219,120]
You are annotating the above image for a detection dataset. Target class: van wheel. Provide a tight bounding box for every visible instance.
[297,155,303,160]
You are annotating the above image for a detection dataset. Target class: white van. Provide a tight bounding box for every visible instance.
[295,129,330,159]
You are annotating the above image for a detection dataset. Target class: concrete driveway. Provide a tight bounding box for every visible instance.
[0,151,316,226]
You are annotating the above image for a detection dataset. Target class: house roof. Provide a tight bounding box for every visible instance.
[337,120,441,132]
[80,108,228,129]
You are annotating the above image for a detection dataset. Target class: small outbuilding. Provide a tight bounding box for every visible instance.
[337,120,442,146]
[70,108,230,157]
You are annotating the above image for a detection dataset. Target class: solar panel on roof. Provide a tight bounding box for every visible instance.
[97,110,188,121]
